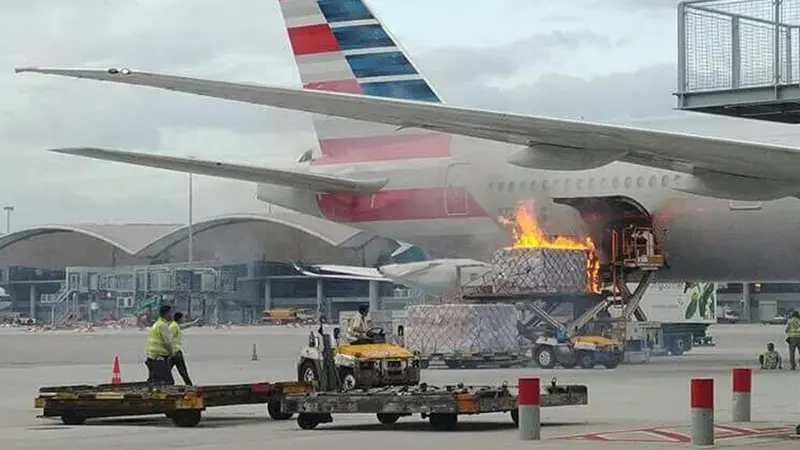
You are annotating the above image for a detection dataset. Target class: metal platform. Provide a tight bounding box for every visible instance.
[281,381,589,430]
[35,380,312,427]
[41,262,238,326]
[675,0,800,122]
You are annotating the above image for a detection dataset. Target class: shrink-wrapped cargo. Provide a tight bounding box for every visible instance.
[404,304,519,355]
[464,248,589,294]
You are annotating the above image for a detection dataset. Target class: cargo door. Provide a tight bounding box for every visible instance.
[444,162,471,216]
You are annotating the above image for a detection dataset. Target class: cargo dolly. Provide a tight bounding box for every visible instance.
[420,351,525,370]
[280,320,588,431]
[282,378,587,431]
[35,380,313,427]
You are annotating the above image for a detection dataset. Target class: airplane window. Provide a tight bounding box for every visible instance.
[636,177,644,188]
[552,180,560,190]
[508,182,515,193]
[649,176,656,188]
[564,179,571,191]
[624,177,632,188]
[530,181,536,191]
[542,180,550,190]
[498,182,505,192]
[662,175,670,187]
[588,178,595,189]
[519,181,526,192]
[612,177,619,189]
[601,178,608,189]
[576,179,583,190]
[488,182,494,192]
[674,174,681,181]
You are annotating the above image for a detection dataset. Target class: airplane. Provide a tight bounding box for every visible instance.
[15,0,800,285]
[291,260,492,296]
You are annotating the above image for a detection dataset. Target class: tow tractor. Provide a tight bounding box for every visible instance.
[297,322,421,390]
[281,321,589,431]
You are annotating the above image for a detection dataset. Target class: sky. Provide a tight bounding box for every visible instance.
[0,0,749,230]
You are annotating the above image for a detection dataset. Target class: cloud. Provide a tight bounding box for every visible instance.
[416,30,613,85]
[2,0,693,229]
[589,0,681,10]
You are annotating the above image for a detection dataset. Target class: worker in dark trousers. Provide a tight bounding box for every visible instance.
[786,311,800,370]
[145,305,174,387]
[169,312,193,386]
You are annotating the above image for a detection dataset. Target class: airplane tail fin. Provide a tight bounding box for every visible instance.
[279,0,451,166]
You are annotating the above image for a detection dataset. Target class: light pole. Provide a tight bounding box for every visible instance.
[188,171,194,267]
[3,206,14,235]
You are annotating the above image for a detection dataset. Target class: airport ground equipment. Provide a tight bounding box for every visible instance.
[455,225,666,368]
[35,380,313,427]
[263,307,315,325]
[613,282,717,355]
[418,350,524,369]
[297,322,421,391]
[461,291,624,369]
[281,377,588,431]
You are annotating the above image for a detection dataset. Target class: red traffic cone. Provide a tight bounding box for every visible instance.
[111,356,122,385]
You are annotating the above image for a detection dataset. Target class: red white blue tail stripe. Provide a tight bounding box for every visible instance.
[279,0,451,166]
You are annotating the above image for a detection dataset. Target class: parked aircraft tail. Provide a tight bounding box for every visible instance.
[278,0,451,165]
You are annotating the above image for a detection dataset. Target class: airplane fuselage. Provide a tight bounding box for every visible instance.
[257,132,800,283]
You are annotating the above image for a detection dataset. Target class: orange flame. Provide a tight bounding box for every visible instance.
[500,200,601,293]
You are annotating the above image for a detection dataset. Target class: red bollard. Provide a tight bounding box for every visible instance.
[518,377,540,440]
[691,378,714,446]
[732,368,752,422]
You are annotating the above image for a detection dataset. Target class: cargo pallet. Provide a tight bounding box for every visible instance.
[35,381,313,427]
[281,379,588,431]
[420,352,525,369]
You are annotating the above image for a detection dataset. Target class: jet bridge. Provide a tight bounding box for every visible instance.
[675,0,800,123]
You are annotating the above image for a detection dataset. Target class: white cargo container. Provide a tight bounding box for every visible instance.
[610,282,717,355]
[631,282,717,324]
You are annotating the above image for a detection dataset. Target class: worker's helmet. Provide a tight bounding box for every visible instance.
[358,304,369,315]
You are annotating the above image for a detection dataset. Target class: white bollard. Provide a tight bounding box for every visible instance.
[691,378,714,446]
[732,368,751,422]
[518,377,541,440]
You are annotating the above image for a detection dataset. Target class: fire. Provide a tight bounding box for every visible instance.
[500,200,601,293]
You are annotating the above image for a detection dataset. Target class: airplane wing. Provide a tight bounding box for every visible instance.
[47,147,388,193]
[291,262,386,282]
[17,67,800,195]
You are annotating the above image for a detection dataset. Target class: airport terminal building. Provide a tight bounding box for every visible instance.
[0,211,795,326]
[0,213,415,326]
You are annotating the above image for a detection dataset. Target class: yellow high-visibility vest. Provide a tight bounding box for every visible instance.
[145,317,170,358]
[169,321,183,353]
[788,317,800,338]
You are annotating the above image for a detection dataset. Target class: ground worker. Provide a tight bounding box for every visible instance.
[169,312,193,386]
[345,304,371,345]
[145,305,174,386]
[786,311,800,370]
[759,342,782,370]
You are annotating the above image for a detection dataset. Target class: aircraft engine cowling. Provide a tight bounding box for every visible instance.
[507,144,626,171]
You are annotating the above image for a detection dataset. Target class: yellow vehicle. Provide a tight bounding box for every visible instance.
[297,325,421,391]
[263,308,314,325]
[533,334,622,369]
